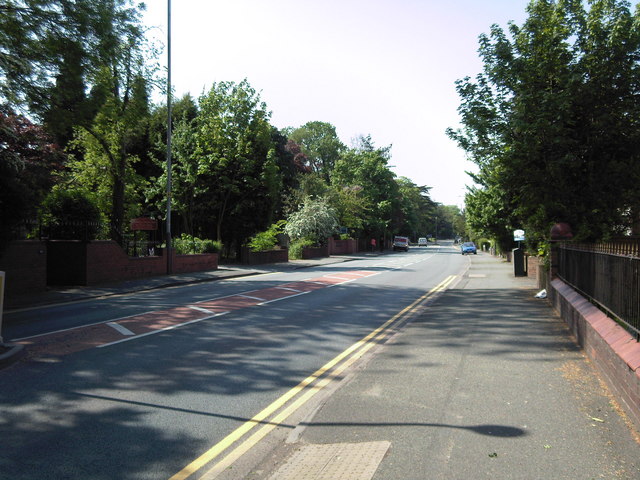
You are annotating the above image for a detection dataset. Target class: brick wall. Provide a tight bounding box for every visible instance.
[549,278,640,431]
[329,238,357,255]
[174,253,218,273]
[302,245,329,259]
[241,248,289,265]
[526,255,538,279]
[86,241,218,283]
[0,240,219,296]
[86,241,165,284]
[0,241,47,295]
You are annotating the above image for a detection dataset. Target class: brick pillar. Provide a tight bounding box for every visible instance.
[549,222,573,281]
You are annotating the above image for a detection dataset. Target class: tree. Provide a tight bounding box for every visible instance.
[434,204,465,241]
[331,135,398,238]
[0,0,150,147]
[0,108,64,246]
[288,121,345,182]
[0,0,155,245]
[448,0,640,249]
[194,79,275,249]
[146,95,200,236]
[39,188,102,240]
[68,65,152,244]
[393,177,436,240]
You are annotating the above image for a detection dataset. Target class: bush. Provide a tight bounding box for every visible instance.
[288,238,314,259]
[247,220,286,252]
[284,198,338,245]
[172,234,221,254]
[40,188,102,240]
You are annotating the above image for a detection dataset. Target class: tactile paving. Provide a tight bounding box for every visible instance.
[268,441,390,480]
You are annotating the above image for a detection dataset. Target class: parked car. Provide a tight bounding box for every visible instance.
[418,237,428,247]
[393,236,409,251]
[461,242,477,255]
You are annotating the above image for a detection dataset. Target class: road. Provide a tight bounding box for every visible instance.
[0,244,465,479]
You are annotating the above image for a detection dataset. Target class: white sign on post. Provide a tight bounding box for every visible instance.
[513,229,525,242]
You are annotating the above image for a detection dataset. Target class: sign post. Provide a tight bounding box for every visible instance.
[0,271,5,344]
[512,230,526,277]
[513,229,525,244]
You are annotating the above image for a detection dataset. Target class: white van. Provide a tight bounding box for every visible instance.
[393,236,409,251]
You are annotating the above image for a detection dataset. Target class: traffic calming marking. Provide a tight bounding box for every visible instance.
[267,441,391,480]
[14,270,380,357]
[105,322,135,336]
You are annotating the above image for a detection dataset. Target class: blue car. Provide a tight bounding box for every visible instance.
[461,242,477,255]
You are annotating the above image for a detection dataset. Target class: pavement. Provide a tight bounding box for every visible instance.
[2,251,640,479]
[239,253,640,480]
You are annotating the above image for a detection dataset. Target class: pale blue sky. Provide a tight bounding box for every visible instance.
[143,1,533,206]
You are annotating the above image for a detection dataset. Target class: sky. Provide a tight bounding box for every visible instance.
[142,0,533,207]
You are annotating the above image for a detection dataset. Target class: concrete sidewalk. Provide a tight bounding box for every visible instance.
[246,253,640,480]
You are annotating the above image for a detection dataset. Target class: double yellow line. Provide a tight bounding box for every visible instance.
[170,275,456,480]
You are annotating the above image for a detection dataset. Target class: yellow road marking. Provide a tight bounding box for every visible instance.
[169,275,456,480]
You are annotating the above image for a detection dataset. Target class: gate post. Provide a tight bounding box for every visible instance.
[0,271,4,343]
[549,222,573,280]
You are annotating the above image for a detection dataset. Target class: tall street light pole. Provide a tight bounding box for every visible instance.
[166,0,173,274]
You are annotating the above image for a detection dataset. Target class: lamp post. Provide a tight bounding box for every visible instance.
[166,0,173,274]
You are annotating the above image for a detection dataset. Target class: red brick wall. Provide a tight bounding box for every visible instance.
[0,240,219,296]
[241,248,289,265]
[526,255,539,279]
[302,245,329,259]
[0,241,47,295]
[86,241,165,284]
[86,241,218,283]
[549,278,640,432]
[329,238,357,255]
[174,253,218,273]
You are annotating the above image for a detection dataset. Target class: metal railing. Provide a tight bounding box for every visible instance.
[10,219,162,258]
[558,240,640,339]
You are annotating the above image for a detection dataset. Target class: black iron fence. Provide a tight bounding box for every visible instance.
[9,219,162,258]
[557,239,640,339]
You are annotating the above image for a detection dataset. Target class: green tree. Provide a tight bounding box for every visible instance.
[0,0,150,147]
[434,204,465,240]
[448,0,640,248]
[68,66,152,244]
[288,121,345,182]
[147,95,200,236]
[332,135,398,239]
[0,0,155,244]
[393,177,436,240]
[194,79,275,249]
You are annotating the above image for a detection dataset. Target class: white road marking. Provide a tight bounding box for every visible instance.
[106,322,136,336]
[258,291,310,305]
[97,312,231,348]
[275,287,303,292]
[189,306,216,314]
[237,294,267,301]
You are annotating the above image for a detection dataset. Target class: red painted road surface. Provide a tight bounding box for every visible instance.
[18,271,378,358]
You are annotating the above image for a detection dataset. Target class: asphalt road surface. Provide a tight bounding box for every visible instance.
[1,245,463,479]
